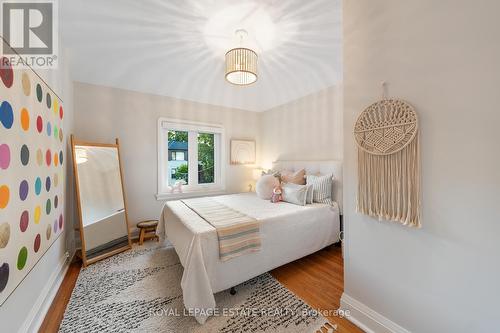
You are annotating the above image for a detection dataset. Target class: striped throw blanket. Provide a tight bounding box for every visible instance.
[181,198,261,261]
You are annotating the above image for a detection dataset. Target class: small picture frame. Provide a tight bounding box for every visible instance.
[230,139,256,165]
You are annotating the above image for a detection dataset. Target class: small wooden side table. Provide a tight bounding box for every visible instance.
[137,220,159,245]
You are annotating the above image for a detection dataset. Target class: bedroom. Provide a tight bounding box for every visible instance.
[0,0,499,332]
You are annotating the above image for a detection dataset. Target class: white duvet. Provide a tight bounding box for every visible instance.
[158,192,340,324]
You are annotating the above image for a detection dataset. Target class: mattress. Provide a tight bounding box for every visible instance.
[158,192,340,324]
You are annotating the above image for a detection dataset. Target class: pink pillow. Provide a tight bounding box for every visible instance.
[280,169,306,185]
[256,175,280,200]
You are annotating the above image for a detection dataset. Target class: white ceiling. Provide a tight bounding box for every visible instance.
[61,0,342,112]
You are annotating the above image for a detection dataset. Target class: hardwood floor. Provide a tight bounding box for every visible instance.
[39,260,81,333]
[40,244,361,333]
[271,245,362,333]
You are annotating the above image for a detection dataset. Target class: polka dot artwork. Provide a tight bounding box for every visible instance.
[36,84,43,102]
[45,176,51,192]
[0,101,14,129]
[0,144,10,169]
[20,211,29,232]
[0,57,14,88]
[17,247,28,270]
[46,224,51,240]
[36,149,43,166]
[35,177,42,195]
[34,206,41,224]
[46,93,51,109]
[0,53,65,306]
[0,185,9,209]
[19,180,29,201]
[0,263,9,293]
[46,149,52,166]
[20,144,30,166]
[46,198,51,215]
[22,72,31,96]
[0,223,10,248]
[20,108,30,131]
[34,234,41,253]
[36,116,43,133]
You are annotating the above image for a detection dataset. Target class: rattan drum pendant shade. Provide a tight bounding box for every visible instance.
[225,29,258,86]
[225,47,258,86]
[354,99,421,227]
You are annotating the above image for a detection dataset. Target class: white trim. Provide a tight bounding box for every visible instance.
[156,190,226,201]
[340,293,411,333]
[21,252,72,333]
[157,118,226,197]
[159,118,224,133]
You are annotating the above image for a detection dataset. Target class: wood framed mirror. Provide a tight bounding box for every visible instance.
[71,135,132,266]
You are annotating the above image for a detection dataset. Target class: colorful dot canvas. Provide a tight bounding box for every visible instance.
[0,55,65,305]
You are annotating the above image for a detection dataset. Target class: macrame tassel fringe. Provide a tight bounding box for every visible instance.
[357,134,421,227]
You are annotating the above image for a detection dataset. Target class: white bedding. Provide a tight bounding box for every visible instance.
[158,192,340,324]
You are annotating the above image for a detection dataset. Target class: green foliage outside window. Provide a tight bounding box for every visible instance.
[168,131,215,184]
[173,163,188,183]
[168,131,188,142]
[198,133,214,184]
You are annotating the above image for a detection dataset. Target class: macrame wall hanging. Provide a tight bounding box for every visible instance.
[354,84,421,227]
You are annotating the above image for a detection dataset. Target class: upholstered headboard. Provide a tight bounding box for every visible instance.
[272,160,343,214]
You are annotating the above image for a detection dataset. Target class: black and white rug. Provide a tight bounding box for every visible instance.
[59,243,334,333]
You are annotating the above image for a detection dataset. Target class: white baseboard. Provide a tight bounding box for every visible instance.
[20,252,73,333]
[340,293,411,333]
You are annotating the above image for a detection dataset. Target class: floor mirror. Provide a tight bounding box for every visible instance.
[71,135,132,266]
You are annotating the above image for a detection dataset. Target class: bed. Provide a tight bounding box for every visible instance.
[158,160,342,324]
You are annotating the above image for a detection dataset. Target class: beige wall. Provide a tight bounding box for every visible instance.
[73,82,342,229]
[343,1,500,332]
[259,85,343,169]
[73,82,261,226]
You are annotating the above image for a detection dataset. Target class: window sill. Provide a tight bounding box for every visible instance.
[156,189,226,201]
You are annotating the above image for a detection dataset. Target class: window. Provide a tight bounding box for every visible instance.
[171,151,185,161]
[158,119,225,198]
[198,133,214,184]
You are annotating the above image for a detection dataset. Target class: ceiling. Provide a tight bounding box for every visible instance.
[61,0,342,112]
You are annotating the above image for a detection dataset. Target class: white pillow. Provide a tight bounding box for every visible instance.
[256,175,280,200]
[306,184,314,204]
[306,174,334,205]
[281,183,308,206]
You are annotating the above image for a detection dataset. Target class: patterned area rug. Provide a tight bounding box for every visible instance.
[59,243,334,333]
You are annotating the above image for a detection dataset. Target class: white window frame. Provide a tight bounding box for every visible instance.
[157,118,226,200]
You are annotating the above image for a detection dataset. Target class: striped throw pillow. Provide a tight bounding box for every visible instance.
[306,174,334,205]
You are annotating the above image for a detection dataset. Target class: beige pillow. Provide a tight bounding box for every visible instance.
[280,169,306,185]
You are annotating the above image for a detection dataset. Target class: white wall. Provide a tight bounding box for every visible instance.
[73,82,261,227]
[342,1,500,332]
[260,85,343,169]
[0,47,76,332]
